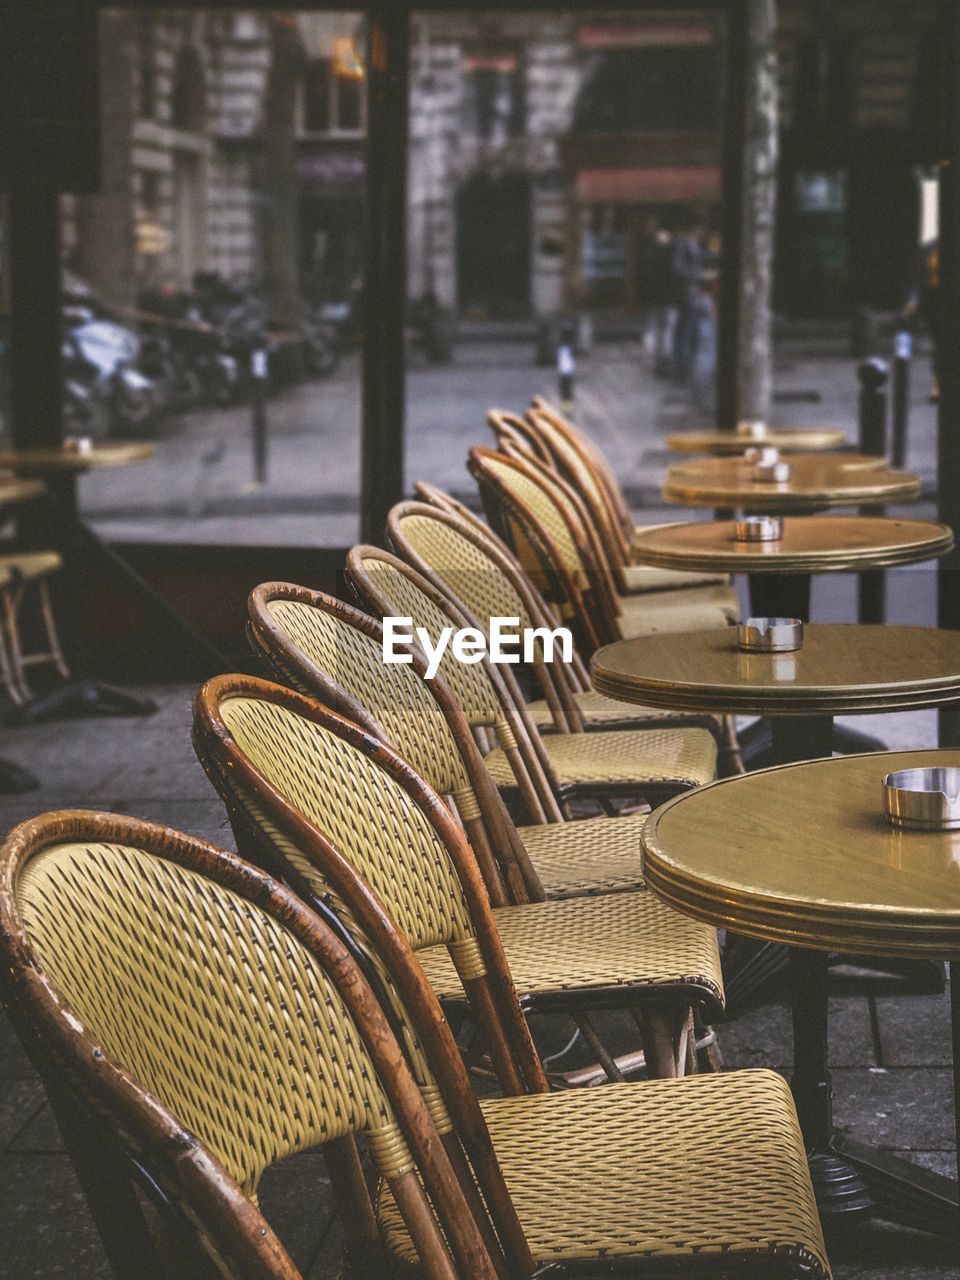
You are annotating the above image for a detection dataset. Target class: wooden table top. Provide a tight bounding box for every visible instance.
[0,443,155,474]
[591,624,960,715]
[0,476,45,506]
[667,427,847,455]
[641,749,960,958]
[663,453,922,511]
[632,516,954,575]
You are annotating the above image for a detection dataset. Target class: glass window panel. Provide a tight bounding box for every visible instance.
[406,10,725,508]
[68,9,364,548]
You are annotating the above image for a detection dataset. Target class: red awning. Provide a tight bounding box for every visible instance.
[576,165,722,204]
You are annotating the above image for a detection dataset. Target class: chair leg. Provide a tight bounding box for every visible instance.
[636,1002,686,1078]
[2,583,32,703]
[0,586,26,706]
[37,577,71,680]
[719,715,746,775]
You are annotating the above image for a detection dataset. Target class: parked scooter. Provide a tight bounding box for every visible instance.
[61,311,158,439]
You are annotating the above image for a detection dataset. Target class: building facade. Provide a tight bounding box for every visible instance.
[61,3,941,324]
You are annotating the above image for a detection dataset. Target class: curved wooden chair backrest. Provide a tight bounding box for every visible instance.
[0,810,502,1280]
[529,396,636,542]
[467,446,620,653]
[527,407,634,582]
[486,408,556,469]
[343,546,564,826]
[411,480,518,563]
[386,500,588,726]
[193,674,548,1106]
[247,579,542,903]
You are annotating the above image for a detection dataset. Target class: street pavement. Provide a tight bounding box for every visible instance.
[79,331,940,546]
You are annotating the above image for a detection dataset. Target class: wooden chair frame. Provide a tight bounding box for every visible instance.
[0,810,503,1280]
[194,673,724,1077]
[385,499,722,744]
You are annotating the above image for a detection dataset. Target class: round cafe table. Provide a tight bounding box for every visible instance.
[663,453,922,512]
[592,622,960,997]
[667,427,847,455]
[641,749,960,1242]
[632,514,954,622]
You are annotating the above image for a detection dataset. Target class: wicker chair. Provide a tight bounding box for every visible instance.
[194,673,726,1080]
[248,577,668,905]
[469,445,739,654]
[0,810,501,1280]
[0,810,832,1279]
[0,551,70,706]
[386,497,726,740]
[520,403,729,596]
[346,547,719,814]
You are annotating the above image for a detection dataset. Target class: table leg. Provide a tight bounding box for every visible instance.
[790,948,873,1222]
[786,945,960,1239]
[769,714,833,766]
[748,572,811,622]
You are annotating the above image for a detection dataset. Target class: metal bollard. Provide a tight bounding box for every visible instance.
[857,356,888,457]
[250,346,269,485]
[891,329,912,469]
[857,357,889,624]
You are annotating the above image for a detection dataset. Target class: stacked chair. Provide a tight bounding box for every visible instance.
[468,442,739,652]
[0,400,834,1278]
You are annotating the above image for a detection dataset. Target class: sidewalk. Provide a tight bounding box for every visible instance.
[78,335,940,546]
[0,685,955,1278]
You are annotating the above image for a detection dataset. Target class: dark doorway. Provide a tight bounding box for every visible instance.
[456,172,530,319]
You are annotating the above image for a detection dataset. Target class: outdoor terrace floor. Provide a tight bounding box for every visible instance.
[0,683,956,1278]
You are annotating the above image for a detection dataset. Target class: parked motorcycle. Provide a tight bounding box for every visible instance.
[61,313,158,439]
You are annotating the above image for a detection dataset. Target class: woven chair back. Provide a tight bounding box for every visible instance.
[248,581,537,903]
[388,503,537,633]
[215,692,477,960]
[194,677,549,1103]
[250,585,472,800]
[0,811,500,1280]
[527,408,632,573]
[530,397,635,541]
[468,447,617,652]
[486,408,556,469]
[344,545,564,824]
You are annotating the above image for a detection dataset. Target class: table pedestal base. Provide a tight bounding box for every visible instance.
[14,680,158,725]
[791,950,960,1242]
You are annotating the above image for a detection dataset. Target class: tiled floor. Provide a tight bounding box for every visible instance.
[0,685,956,1278]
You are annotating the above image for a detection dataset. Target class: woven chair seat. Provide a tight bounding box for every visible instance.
[527,687,722,732]
[415,889,723,1002]
[379,1069,830,1275]
[619,583,740,639]
[0,550,62,581]
[516,812,647,898]
[623,563,728,592]
[484,726,717,790]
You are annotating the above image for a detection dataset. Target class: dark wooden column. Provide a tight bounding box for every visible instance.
[938,0,960,746]
[8,190,64,448]
[361,3,410,545]
[716,0,750,430]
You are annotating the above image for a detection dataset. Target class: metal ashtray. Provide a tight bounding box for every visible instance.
[737,616,804,652]
[734,515,783,542]
[736,419,769,439]
[881,767,960,830]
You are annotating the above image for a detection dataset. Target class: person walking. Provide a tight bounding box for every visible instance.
[634,216,675,375]
[670,208,706,384]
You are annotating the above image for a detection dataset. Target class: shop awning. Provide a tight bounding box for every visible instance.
[576,164,722,204]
